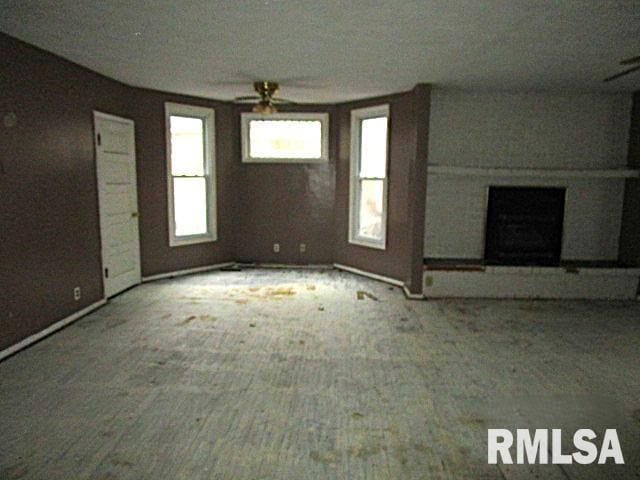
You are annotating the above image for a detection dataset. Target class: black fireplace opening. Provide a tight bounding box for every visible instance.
[484,187,566,266]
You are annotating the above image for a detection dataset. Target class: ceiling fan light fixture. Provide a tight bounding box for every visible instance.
[233,80,294,112]
[254,81,279,97]
[253,101,277,114]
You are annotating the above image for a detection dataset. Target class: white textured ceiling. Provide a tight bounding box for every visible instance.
[1,1,639,103]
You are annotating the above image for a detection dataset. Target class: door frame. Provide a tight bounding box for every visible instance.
[93,110,141,298]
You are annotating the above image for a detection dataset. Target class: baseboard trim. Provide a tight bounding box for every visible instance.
[238,263,334,270]
[333,263,405,287]
[402,284,425,300]
[141,262,235,282]
[0,299,107,362]
[333,263,424,299]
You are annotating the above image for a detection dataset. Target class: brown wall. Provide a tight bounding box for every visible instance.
[619,91,640,268]
[0,34,238,351]
[233,104,338,265]
[408,85,432,292]
[130,90,237,276]
[0,33,132,350]
[333,86,431,292]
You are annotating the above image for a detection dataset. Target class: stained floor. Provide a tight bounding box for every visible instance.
[0,269,639,479]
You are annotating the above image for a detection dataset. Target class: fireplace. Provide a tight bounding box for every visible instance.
[484,187,566,266]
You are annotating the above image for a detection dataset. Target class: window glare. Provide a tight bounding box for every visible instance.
[358,179,384,239]
[170,116,205,176]
[249,120,322,159]
[359,117,387,178]
[173,177,208,236]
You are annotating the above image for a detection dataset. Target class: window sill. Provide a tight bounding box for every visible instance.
[169,234,217,247]
[348,236,386,251]
[242,156,329,164]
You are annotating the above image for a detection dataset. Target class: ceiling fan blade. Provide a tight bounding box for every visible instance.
[620,55,640,65]
[271,98,299,105]
[233,96,261,102]
[603,64,640,82]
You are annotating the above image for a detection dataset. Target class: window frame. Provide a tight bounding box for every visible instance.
[348,104,390,250]
[240,112,329,163]
[165,102,217,247]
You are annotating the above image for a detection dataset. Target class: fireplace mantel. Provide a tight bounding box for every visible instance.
[427,165,639,178]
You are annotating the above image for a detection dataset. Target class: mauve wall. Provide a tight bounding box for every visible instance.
[619,92,640,268]
[0,33,132,350]
[0,34,237,351]
[334,86,431,292]
[130,90,237,276]
[233,105,338,265]
[408,85,431,292]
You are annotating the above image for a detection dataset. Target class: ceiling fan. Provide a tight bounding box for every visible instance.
[603,55,640,82]
[233,81,297,114]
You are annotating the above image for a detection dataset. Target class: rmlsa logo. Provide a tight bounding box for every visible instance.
[488,429,624,465]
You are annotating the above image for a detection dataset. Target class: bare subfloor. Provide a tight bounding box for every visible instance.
[1,269,639,479]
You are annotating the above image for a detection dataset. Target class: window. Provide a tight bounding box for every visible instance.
[349,104,389,249]
[165,103,216,246]
[241,112,329,163]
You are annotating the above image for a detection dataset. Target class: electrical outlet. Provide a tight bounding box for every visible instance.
[73,286,81,301]
[300,243,306,253]
[424,276,433,287]
[273,243,280,253]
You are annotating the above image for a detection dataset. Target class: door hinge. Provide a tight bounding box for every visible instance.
[104,268,109,278]
[97,133,101,146]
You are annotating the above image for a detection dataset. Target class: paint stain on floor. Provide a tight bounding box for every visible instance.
[226,285,298,303]
[459,417,487,428]
[309,450,339,465]
[178,315,197,325]
[357,290,379,301]
[265,287,296,297]
[177,314,216,326]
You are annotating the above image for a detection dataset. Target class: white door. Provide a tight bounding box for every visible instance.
[94,112,141,298]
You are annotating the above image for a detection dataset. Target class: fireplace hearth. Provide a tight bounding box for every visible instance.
[484,187,565,266]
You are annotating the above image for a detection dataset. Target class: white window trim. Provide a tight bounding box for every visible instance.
[241,112,329,163]
[165,102,217,247]
[348,104,390,250]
